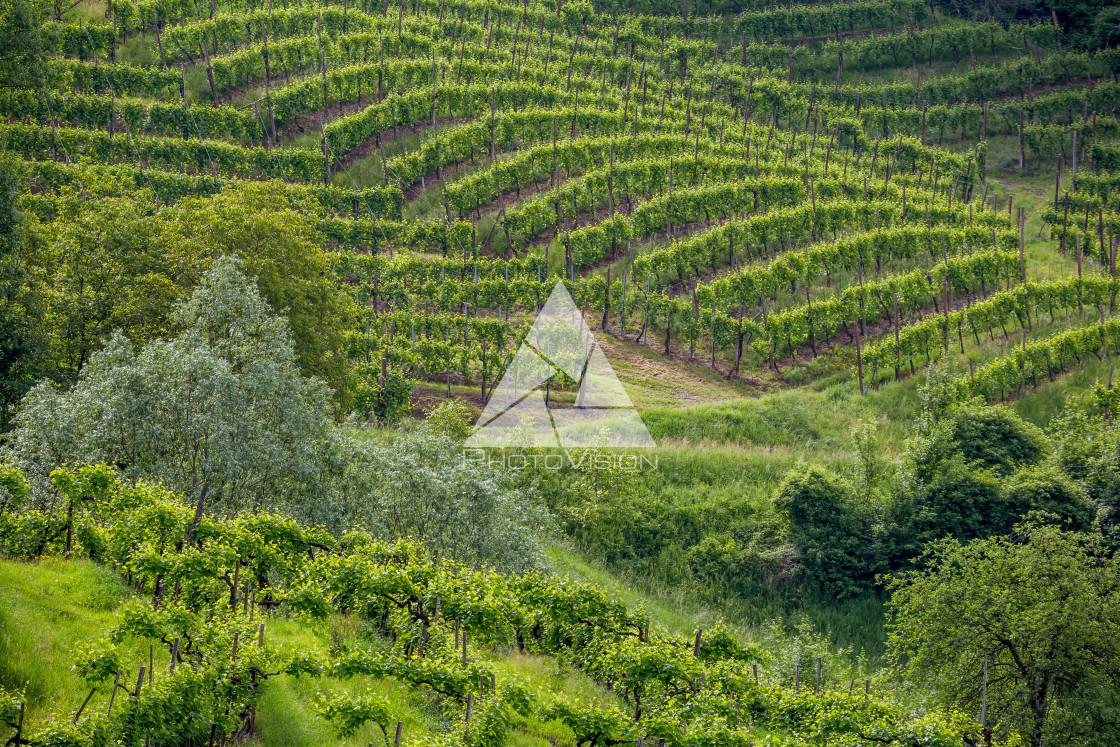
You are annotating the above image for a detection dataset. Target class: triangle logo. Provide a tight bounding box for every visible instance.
[465,280,656,449]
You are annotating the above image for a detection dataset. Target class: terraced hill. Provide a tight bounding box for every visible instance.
[4,0,1120,745]
[10,0,1119,409]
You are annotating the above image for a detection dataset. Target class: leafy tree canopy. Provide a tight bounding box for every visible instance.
[4,257,338,519]
[22,181,353,407]
[886,521,1120,747]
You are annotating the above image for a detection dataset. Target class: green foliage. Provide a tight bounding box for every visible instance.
[541,699,636,747]
[18,181,353,406]
[337,427,548,572]
[920,458,1004,541]
[1095,6,1120,49]
[0,685,23,730]
[1048,410,1120,540]
[887,521,1120,747]
[685,533,788,599]
[773,466,876,598]
[0,153,42,432]
[850,420,890,503]
[909,405,1047,485]
[4,259,338,520]
[354,368,413,425]
[0,0,52,91]
[1001,466,1096,533]
[0,458,991,747]
[161,184,355,408]
[420,400,475,441]
[0,463,28,514]
[948,406,1048,476]
[316,689,392,740]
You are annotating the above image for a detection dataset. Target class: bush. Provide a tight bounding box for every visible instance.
[947,405,1047,475]
[918,457,1004,542]
[1002,466,1097,532]
[773,466,876,597]
[353,366,412,425]
[337,427,550,572]
[685,534,789,597]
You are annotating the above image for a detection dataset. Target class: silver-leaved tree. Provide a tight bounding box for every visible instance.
[5,257,336,520]
[4,258,548,569]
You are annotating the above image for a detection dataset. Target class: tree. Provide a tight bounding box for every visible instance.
[1048,410,1120,540]
[919,456,1004,542]
[0,154,42,431]
[161,184,354,408]
[1095,6,1120,49]
[25,182,353,407]
[908,404,1047,486]
[886,522,1120,747]
[774,465,875,597]
[3,258,338,521]
[335,418,549,572]
[34,193,177,379]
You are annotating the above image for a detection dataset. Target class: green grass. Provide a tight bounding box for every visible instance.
[0,559,131,724]
[547,543,889,667]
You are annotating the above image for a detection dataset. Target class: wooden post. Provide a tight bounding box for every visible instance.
[693,628,702,656]
[74,689,96,723]
[1054,158,1062,209]
[1019,215,1026,282]
[153,13,166,70]
[465,693,473,736]
[1078,235,1084,314]
[134,666,146,698]
[855,321,865,394]
[815,658,821,694]
[106,670,120,716]
[261,23,277,142]
[395,722,403,746]
[202,46,219,105]
[760,292,774,370]
[1062,192,1070,254]
[602,266,610,332]
[942,276,950,353]
[1111,235,1117,314]
[893,292,902,381]
[1072,129,1077,178]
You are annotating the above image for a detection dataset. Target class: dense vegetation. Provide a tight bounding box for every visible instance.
[3,0,1120,744]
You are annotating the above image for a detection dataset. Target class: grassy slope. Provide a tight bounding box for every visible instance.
[0,559,130,723]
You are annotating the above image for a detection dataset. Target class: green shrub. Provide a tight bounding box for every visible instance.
[918,457,1004,542]
[1001,466,1097,532]
[947,405,1047,475]
[773,466,876,598]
